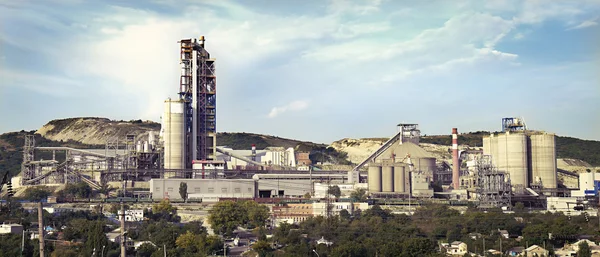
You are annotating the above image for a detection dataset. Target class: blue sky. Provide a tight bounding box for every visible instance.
[1,0,599,143]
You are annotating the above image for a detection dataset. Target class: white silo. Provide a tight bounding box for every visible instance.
[368,165,382,193]
[382,166,394,192]
[163,99,185,169]
[530,133,557,189]
[148,131,156,148]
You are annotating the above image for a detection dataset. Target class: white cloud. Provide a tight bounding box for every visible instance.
[568,18,598,30]
[268,100,309,118]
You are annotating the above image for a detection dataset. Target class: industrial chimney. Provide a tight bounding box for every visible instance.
[452,128,460,190]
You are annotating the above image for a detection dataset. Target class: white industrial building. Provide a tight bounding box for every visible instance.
[216,147,297,169]
[546,171,599,216]
[149,179,256,201]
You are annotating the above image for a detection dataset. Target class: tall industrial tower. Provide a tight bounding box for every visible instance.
[178,36,217,168]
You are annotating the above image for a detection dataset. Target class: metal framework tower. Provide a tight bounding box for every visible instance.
[476,155,512,209]
[501,117,527,132]
[179,36,217,168]
[21,135,35,182]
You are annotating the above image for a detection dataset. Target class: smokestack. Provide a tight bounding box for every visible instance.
[452,128,460,190]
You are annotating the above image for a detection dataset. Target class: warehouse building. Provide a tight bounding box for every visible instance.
[149,179,256,201]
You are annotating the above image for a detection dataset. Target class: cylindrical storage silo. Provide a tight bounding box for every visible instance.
[136,141,142,152]
[368,166,382,193]
[483,136,491,155]
[497,132,528,188]
[143,141,149,153]
[491,135,499,166]
[530,133,557,189]
[413,157,436,174]
[393,165,405,193]
[382,166,394,192]
[163,99,185,170]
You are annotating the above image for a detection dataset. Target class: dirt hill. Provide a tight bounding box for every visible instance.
[36,117,160,145]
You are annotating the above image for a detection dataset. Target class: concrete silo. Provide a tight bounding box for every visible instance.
[495,132,528,189]
[382,166,394,192]
[393,165,406,193]
[530,133,557,189]
[163,99,186,170]
[368,165,382,193]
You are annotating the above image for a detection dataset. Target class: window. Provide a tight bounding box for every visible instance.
[155,187,160,191]
[234,188,241,193]
[167,187,173,192]
[248,188,252,193]
[208,188,214,193]
[194,187,201,193]
[221,188,228,193]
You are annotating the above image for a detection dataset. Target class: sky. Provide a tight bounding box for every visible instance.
[0,0,599,143]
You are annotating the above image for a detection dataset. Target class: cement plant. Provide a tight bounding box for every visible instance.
[2,37,600,257]
[6,37,598,213]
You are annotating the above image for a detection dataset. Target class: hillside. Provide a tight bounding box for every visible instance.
[37,117,160,145]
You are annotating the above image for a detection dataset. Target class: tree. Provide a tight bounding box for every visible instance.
[242,201,270,229]
[350,188,367,202]
[303,192,312,199]
[327,185,341,199]
[135,243,157,257]
[23,186,52,201]
[578,241,592,257]
[176,231,201,251]
[208,201,246,236]
[251,240,273,257]
[179,182,188,202]
[154,199,177,214]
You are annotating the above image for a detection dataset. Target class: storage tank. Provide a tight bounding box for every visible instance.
[148,131,155,148]
[530,133,557,189]
[393,165,406,193]
[413,157,436,174]
[382,166,394,192]
[143,141,150,152]
[163,99,185,169]
[368,166,382,193]
[496,132,528,188]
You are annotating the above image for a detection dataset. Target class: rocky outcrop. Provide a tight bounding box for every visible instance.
[36,117,160,145]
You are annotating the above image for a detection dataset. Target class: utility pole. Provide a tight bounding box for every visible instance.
[38,202,44,257]
[224,242,227,257]
[120,202,126,257]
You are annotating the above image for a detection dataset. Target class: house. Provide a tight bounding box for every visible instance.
[519,245,548,257]
[469,232,482,240]
[498,229,509,239]
[117,209,144,222]
[556,239,600,257]
[487,249,502,256]
[0,224,23,235]
[441,241,468,256]
[106,230,134,248]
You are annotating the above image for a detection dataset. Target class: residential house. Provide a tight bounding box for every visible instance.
[117,209,144,222]
[441,241,468,256]
[106,230,134,248]
[469,232,482,240]
[556,239,600,257]
[498,229,509,239]
[487,249,502,256]
[0,224,23,235]
[272,203,313,225]
[519,245,548,257]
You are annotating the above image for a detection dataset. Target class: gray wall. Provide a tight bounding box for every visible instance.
[150,179,256,200]
[257,179,312,198]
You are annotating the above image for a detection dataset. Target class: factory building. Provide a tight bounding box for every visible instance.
[362,124,435,198]
[150,179,256,202]
[216,147,297,169]
[482,118,557,191]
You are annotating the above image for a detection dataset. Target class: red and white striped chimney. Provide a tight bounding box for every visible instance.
[452,128,460,190]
